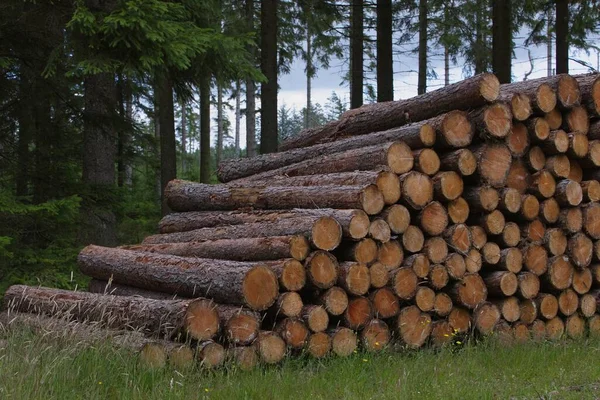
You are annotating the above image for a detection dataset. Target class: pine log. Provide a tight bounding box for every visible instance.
[270,260,307,292]
[559,207,583,233]
[343,296,373,330]
[506,123,530,157]
[540,130,569,155]
[415,286,436,312]
[528,117,551,142]
[558,289,579,317]
[463,186,499,212]
[449,273,487,309]
[413,148,441,176]
[543,228,567,256]
[448,307,472,333]
[498,222,521,248]
[497,91,532,121]
[403,253,431,278]
[579,293,596,317]
[306,332,332,358]
[305,251,339,289]
[444,224,471,254]
[217,122,436,182]
[433,293,453,317]
[217,305,262,345]
[589,315,600,338]
[494,297,520,323]
[545,317,565,340]
[439,149,477,176]
[529,170,556,199]
[572,268,592,295]
[337,262,370,296]
[499,188,522,214]
[336,238,378,264]
[519,299,538,324]
[545,108,563,129]
[472,143,513,188]
[430,320,455,346]
[567,132,589,159]
[272,292,303,319]
[581,140,600,169]
[329,327,358,357]
[88,280,183,300]
[402,225,425,253]
[525,147,546,172]
[563,104,589,133]
[429,263,449,290]
[78,246,279,311]
[507,160,531,196]
[494,321,515,345]
[581,180,600,203]
[360,319,391,351]
[583,203,600,239]
[423,237,448,264]
[545,155,570,179]
[165,180,384,216]
[255,331,287,364]
[318,287,348,316]
[418,201,449,236]
[535,293,559,320]
[522,244,548,275]
[521,219,545,243]
[481,210,506,235]
[123,235,311,262]
[400,171,434,210]
[483,271,518,297]
[517,272,541,299]
[228,346,260,370]
[445,253,467,280]
[540,198,560,224]
[465,249,483,273]
[377,240,404,269]
[530,319,547,341]
[448,197,470,224]
[569,160,583,182]
[276,318,309,349]
[470,102,512,139]
[575,73,600,116]
[396,305,433,348]
[473,302,500,335]
[568,232,593,268]
[499,79,556,113]
[3,285,214,340]
[481,242,501,265]
[369,262,390,288]
[381,205,411,234]
[278,74,498,151]
[433,171,464,201]
[368,219,391,243]
[196,341,226,369]
[390,267,418,300]
[542,255,574,291]
[489,247,523,273]
[370,287,400,319]
[470,226,488,250]
[513,322,531,343]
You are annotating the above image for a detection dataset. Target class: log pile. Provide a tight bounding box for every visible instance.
[4,72,600,369]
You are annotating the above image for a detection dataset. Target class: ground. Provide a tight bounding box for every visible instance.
[1,330,600,399]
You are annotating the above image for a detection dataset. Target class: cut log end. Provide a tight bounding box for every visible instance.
[572,268,592,295]
[584,203,600,239]
[448,307,471,333]
[473,302,500,335]
[501,188,522,214]
[226,311,260,345]
[302,305,329,333]
[498,296,521,322]
[434,171,464,201]
[384,204,411,234]
[348,210,371,240]
[311,217,343,251]
[277,319,309,349]
[360,319,391,351]
[369,262,390,288]
[276,292,303,318]
[558,289,579,317]
[401,172,434,209]
[397,305,432,348]
[392,267,418,300]
[454,273,487,309]
[431,320,455,346]
[256,331,287,364]
[429,264,449,290]
[480,73,501,102]
[415,286,436,312]
[582,180,600,202]
[387,142,414,174]
[511,93,533,121]
[229,347,259,371]
[579,293,596,317]
[483,210,505,235]
[306,251,339,289]
[433,293,453,317]
[420,123,437,147]
[470,226,488,250]
[139,343,167,369]
[330,327,357,357]
[445,224,471,254]
[519,299,538,324]
[546,317,565,340]
[369,220,391,243]
[278,260,306,292]
[546,256,574,291]
[536,294,559,320]
[457,149,478,176]
[185,299,220,341]
[243,265,279,311]
[540,198,560,224]
[320,287,349,316]
[197,341,226,369]
[569,233,593,268]
[339,262,370,296]
[290,236,311,261]
[483,103,512,138]
[537,83,558,113]
[371,287,400,319]
[405,253,431,278]
[361,185,386,215]
[377,240,404,269]
[482,242,501,265]
[448,197,470,224]
[420,201,449,236]
[477,144,512,188]
[414,148,441,176]
[446,253,467,280]
[565,314,585,339]
[557,74,581,109]
[524,245,548,276]
[465,249,482,273]
[424,237,449,265]
[441,110,474,148]
[518,272,540,299]
[307,332,331,358]
[402,225,425,253]
[500,248,523,274]
[376,172,402,205]
[545,228,567,256]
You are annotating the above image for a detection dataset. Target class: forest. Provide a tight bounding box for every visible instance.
[0,0,599,295]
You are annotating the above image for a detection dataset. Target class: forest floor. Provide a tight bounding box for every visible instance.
[1,329,600,399]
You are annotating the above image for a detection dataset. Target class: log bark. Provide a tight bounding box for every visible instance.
[279,73,498,151]
[575,73,600,116]
[78,245,279,311]
[123,236,311,262]
[404,253,431,279]
[483,271,518,297]
[218,122,436,182]
[499,80,556,113]
[165,180,384,216]
[3,285,215,340]
[470,102,512,139]
[88,279,183,300]
[439,149,478,176]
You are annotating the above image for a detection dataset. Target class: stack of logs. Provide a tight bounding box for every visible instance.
[3,72,600,371]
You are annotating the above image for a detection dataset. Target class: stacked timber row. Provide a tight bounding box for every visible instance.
[4,72,600,370]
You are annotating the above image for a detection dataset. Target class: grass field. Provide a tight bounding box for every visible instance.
[1,330,600,400]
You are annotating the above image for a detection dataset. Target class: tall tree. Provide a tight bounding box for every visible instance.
[377,0,393,101]
[260,0,278,153]
[180,99,187,173]
[492,0,512,83]
[200,76,211,183]
[157,76,176,216]
[417,0,428,94]
[350,0,364,109]
[555,0,568,73]
[216,83,224,164]
[245,0,257,157]
[234,80,241,156]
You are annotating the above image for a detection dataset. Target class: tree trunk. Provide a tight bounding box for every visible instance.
[78,245,279,311]
[3,285,217,340]
[377,0,393,101]
[492,0,512,83]
[279,73,499,151]
[260,0,278,153]
[79,72,118,247]
[350,0,364,109]
[200,75,211,183]
[474,0,487,74]
[154,90,161,199]
[181,99,187,173]
[306,20,312,129]
[555,0,568,74]
[235,80,241,156]
[88,279,184,299]
[218,120,434,182]
[157,76,176,216]
[547,7,553,76]
[216,83,224,164]
[417,0,427,95]
[16,63,34,196]
[163,179,384,215]
[245,0,257,157]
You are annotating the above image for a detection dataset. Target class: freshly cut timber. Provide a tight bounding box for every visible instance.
[237,142,415,183]
[448,197,470,224]
[450,273,487,309]
[402,225,425,253]
[465,249,482,273]
[335,238,378,264]
[306,332,332,358]
[343,297,373,330]
[575,73,600,116]
[301,305,329,333]
[579,293,596,317]
[278,73,498,151]
[318,287,349,316]
[568,233,593,268]
[430,320,455,346]
[545,155,570,178]
[444,224,472,254]
[535,293,559,320]
[415,286,436,312]
[530,320,546,341]
[381,205,411,234]
[521,219,545,243]
[545,317,565,340]
[497,90,532,121]
[499,80,556,113]
[403,253,430,278]
[483,271,518,297]
[472,143,513,188]
[564,106,590,134]
[470,102,512,139]
[370,287,400,319]
[433,171,463,201]
[559,207,583,233]
[273,292,303,318]
[540,130,569,155]
[462,186,499,212]
[78,246,279,311]
[337,262,370,296]
[445,253,467,280]
[217,122,436,182]
[217,305,262,345]
[397,305,433,348]
[377,240,404,269]
[418,201,449,236]
[448,307,471,333]
[3,285,217,340]
[305,251,339,289]
[360,319,391,351]
[433,293,453,317]
[391,267,418,300]
[543,228,567,256]
[542,256,574,291]
[276,318,309,349]
[164,180,385,216]
[369,262,390,288]
[429,264,450,290]
[583,203,600,239]
[517,272,541,299]
[439,149,478,176]
[527,117,550,142]
[368,219,391,242]
[196,341,226,369]
[545,109,563,130]
[572,268,592,295]
[473,302,500,335]
[567,132,589,159]
[470,226,488,250]
[494,297,520,322]
[88,280,183,300]
[228,347,259,370]
[519,299,538,324]
[158,208,370,239]
[565,315,585,339]
[540,198,560,224]
[400,171,434,209]
[329,327,358,356]
[505,123,530,157]
[581,180,600,202]
[522,244,548,276]
[270,260,306,292]
[123,235,311,262]
[423,237,448,264]
[558,289,579,317]
[413,148,441,176]
[255,331,286,364]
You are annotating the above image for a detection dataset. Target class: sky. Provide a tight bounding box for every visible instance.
[194,30,600,151]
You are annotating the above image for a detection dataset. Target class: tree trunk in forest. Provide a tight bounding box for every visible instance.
[547,8,553,76]
[235,80,241,156]
[377,0,393,102]
[492,0,512,83]
[33,77,52,203]
[306,19,312,129]
[245,0,257,157]
[79,72,118,247]
[154,92,161,199]
[260,0,278,154]
[474,0,487,74]
[200,75,211,183]
[555,0,568,74]
[181,99,187,173]
[157,76,176,216]
[417,0,427,95]
[350,0,364,109]
[124,82,133,186]
[216,83,224,165]
[16,63,34,197]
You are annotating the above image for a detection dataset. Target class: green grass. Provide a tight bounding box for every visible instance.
[1,331,600,400]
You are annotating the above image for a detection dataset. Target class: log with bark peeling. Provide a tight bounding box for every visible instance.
[279,73,499,151]
[78,246,279,311]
